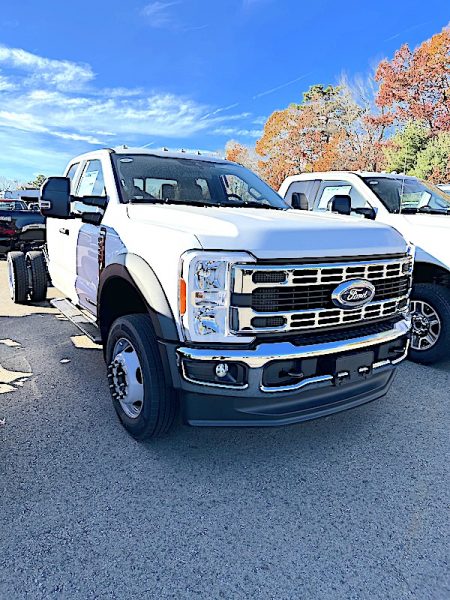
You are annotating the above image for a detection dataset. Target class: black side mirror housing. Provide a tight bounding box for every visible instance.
[329,194,351,215]
[80,195,108,209]
[40,177,71,218]
[354,206,377,220]
[291,192,309,210]
[81,212,103,225]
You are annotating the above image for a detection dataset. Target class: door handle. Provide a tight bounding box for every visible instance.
[59,228,69,235]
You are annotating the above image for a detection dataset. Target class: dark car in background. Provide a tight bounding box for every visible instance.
[0,199,46,255]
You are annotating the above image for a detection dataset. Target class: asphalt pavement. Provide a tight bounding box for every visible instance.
[0,261,449,600]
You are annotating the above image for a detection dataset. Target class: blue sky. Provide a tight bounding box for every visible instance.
[0,0,448,181]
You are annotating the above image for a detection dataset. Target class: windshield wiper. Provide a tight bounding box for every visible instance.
[217,201,284,210]
[129,197,211,207]
[129,197,283,210]
[417,206,450,215]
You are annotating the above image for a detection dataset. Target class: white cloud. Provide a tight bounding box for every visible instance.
[0,73,16,91]
[252,115,267,126]
[0,47,239,141]
[0,46,94,90]
[0,127,71,181]
[0,44,255,179]
[141,2,180,28]
[212,127,262,138]
[52,131,105,145]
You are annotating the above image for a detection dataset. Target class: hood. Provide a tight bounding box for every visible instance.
[127,204,407,259]
[402,213,450,229]
[394,214,450,269]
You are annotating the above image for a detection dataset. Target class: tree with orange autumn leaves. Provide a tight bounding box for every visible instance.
[226,25,450,187]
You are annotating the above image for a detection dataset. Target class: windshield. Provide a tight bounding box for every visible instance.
[0,200,27,211]
[111,154,288,210]
[362,176,450,214]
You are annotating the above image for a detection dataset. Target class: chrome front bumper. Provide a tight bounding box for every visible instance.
[178,318,410,393]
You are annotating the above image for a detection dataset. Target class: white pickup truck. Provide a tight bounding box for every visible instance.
[280,172,450,364]
[8,149,413,439]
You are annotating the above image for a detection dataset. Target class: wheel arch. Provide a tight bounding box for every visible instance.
[98,256,179,344]
[413,261,450,288]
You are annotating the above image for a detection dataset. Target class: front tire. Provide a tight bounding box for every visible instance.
[7,251,28,303]
[106,314,177,440]
[409,283,450,365]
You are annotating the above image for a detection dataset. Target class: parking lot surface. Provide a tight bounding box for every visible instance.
[0,261,449,600]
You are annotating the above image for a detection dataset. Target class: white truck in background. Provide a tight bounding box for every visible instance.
[280,172,450,364]
[8,149,413,440]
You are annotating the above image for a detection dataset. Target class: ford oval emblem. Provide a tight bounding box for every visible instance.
[331,279,376,310]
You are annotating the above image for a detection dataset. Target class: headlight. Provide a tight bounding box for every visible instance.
[179,251,255,343]
[403,243,415,274]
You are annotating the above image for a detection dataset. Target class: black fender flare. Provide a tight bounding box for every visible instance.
[98,255,179,342]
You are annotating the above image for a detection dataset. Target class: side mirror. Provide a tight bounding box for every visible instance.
[291,192,309,210]
[354,206,377,220]
[81,212,103,225]
[329,194,351,215]
[40,177,71,218]
[79,195,108,209]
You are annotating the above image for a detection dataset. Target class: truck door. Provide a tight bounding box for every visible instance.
[74,159,107,314]
[46,162,81,301]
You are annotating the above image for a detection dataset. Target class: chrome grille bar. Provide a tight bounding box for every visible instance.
[233,256,413,294]
[234,297,408,333]
[231,256,413,334]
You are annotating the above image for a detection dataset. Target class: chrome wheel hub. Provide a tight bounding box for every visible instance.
[410,300,441,351]
[7,258,15,298]
[108,338,144,419]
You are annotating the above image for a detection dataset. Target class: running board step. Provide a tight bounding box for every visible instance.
[51,298,102,344]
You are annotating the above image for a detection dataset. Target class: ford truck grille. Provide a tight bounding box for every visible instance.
[250,276,410,312]
[231,256,412,334]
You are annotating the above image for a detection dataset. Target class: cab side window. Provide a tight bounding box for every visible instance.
[66,163,80,193]
[66,163,79,182]
[315,180,371,213]
[72,159,106,217]
[77,160,106,197]
[316,181,351,210]
[285,180,320,208]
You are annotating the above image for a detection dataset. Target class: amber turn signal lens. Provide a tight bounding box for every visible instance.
[179,278,187,315]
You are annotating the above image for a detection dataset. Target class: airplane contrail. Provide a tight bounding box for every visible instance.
[252,72,312,99]
[383,20,431,42]
[200,103,240,121]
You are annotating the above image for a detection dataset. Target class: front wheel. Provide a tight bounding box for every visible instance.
[409,283,450,365]
[106,314,177,440]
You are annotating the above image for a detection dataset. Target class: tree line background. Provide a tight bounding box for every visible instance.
[226,25,450,189]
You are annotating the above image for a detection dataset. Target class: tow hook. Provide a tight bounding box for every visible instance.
[334,365,372,385]
[334,370,350,385]
[389,347,405,357]
[286,370,304,379]
[357,366,371,379]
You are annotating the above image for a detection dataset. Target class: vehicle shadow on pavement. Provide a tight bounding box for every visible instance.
[1,309,448,455]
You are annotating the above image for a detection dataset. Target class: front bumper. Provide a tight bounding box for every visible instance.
[169,318,410,426]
